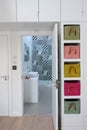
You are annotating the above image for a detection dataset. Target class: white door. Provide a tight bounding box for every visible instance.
[0,0,16,22]
[17,0,38,22]
[61,0,82,21]
[39,0,60,22]
[52,24,58,130]
[0,35,8,116]
[83,0,87,21]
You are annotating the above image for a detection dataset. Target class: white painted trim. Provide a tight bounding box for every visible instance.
[17,30,53,116]
[7,32,12,116]
[14,30,52,36]
[9,112,23,117]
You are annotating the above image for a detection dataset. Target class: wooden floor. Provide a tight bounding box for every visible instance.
[0,115,54,130]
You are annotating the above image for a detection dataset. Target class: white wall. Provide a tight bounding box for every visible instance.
[10,32,23,116]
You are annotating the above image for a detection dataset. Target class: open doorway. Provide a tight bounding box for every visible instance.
[22,35,52,115]
[19,23,58,130]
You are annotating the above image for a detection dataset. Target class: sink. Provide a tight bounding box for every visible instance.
[24,72,39,103]
[28,72,39,77]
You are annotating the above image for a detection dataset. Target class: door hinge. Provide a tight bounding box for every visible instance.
[56,80,61,89]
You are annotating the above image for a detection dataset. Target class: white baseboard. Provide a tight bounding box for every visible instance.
[9,112,23,117]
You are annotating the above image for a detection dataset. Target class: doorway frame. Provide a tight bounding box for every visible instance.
[9,23,58,130]
[18,30,52,115]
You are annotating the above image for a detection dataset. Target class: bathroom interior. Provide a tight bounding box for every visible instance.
[22,35,52,115]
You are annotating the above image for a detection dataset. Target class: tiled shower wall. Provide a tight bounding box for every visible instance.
[32,35,52,81]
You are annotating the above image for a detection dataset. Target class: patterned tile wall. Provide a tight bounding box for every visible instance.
[32,35,52,80]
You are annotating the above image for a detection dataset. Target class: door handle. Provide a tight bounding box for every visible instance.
[0,76,8,80]
[53,80,61,89]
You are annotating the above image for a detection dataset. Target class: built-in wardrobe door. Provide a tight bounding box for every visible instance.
[17,0,38,22]
[0,0,16,22]
[39,0,60,22]
[61,0,83,21]
[83,0,87,21]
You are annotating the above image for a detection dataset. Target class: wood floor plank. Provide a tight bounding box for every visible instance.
[38,115,54,130]
[9,117,23,130]
[20,115,35,130]
[0,115,54,130]
[0,117,14,130]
